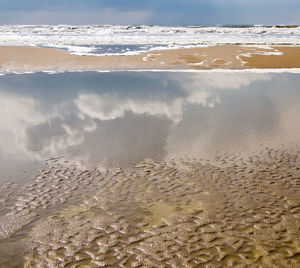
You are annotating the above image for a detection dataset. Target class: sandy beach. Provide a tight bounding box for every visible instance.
[1,45,300,72]
[1,148,300,267]
[1,1,300,265]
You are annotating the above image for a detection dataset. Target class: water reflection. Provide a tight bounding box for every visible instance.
[0,72,299,173]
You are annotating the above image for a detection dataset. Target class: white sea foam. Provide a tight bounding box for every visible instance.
[126,68,300,74]
[1,68,300,77]
[0,25,299,56]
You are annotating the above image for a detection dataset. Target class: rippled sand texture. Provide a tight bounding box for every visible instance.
[0,148,299,267]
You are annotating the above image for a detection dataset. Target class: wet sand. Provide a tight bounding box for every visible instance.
[0,68,300,267]
[0,149,299,267]
[0,45,300,72]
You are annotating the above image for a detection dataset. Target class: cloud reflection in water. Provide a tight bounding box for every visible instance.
[0,71,298,169]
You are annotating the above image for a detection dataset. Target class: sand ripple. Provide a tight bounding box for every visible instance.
[0,148,299,267]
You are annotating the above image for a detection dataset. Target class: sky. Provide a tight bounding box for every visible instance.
[0,0,299,25]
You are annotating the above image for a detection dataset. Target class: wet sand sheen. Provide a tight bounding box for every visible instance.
[1,45,300,72]
[0,149,299,267]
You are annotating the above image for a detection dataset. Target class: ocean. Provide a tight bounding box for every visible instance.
[0,24,299,56]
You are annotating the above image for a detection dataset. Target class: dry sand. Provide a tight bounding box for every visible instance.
[0,45,300,72]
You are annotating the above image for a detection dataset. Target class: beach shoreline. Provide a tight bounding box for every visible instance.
[1,45,300,73]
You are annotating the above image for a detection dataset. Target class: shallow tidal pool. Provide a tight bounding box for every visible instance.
[0,71,300,267]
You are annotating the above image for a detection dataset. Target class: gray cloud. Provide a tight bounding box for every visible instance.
[0,9,152,25]
[0,0,299,25]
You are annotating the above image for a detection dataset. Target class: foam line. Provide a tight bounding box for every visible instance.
[1,68,300,76]
[0,25,299,56]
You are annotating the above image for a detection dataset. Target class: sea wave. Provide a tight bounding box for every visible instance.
[0,25,299,56]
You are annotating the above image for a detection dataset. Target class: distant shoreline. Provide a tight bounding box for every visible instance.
[1,45,300,73]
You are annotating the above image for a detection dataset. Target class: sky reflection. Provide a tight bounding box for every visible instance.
[0,71,299,172]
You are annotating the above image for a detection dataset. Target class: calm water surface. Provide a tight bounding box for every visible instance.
[0,71,299,177]
[1,72,300,267]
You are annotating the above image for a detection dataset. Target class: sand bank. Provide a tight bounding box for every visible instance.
[0,45,300,72]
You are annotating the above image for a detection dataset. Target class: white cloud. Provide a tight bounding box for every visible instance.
[180,72,271,108]
[75,93,184,123]
[188,73,271,89]
[75,73,271,125]
[0,92,44,158]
